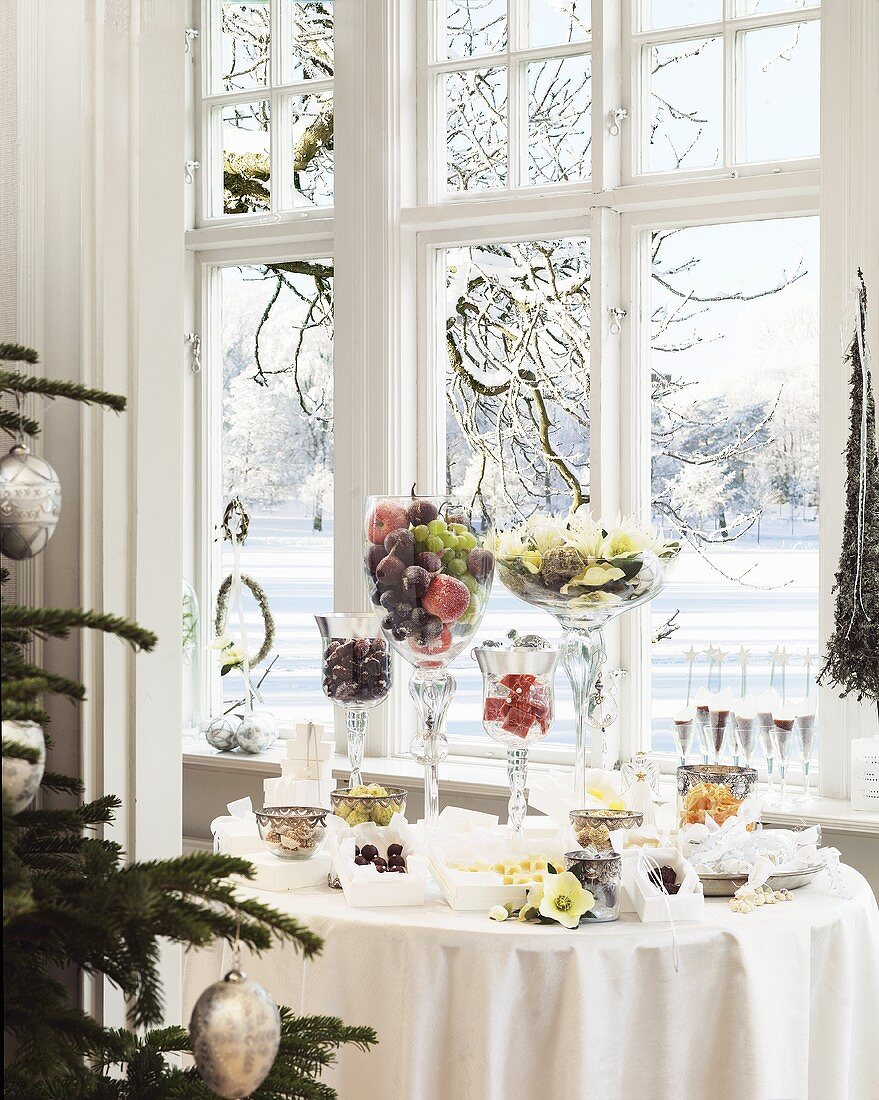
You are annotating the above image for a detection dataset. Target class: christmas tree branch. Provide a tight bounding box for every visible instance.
[0,343,40,364]
[0,408,42,437]
[2,606,157,651]
[0,369,127,413]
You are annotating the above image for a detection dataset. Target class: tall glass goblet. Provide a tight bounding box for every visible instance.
[495,512,677,804]
[363,494,494,822]
[315,613,390,789]
[771,715,797,808]
[707,703,732,765]
[795,711,817,803]
[474,644,559,836]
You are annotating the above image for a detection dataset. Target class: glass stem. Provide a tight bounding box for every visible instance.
[802,758,810,799]
[408,669,455,823]
[561,627,605,804]
[345,709,367,790]
[766,756,775,792]
[506,747,528,837]
[779,762,787,802]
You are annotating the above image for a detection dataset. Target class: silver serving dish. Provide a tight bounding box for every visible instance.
[699,863,826,897]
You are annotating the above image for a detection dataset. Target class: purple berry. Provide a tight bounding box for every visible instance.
[415,551,442,574]
[467,547,494,581]
[408,498,439,526]
[402,565,432,598]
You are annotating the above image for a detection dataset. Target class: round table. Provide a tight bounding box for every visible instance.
[184,866,879,1100]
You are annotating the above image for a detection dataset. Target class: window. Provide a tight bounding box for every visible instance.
[188,0,833,780]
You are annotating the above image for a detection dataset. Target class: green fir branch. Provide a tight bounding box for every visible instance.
[0,408,42,437]
[2,606,157,652]
[0,370,127,413]
[0,343,40,364]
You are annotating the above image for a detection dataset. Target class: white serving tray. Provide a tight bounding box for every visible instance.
[428,853,538,911]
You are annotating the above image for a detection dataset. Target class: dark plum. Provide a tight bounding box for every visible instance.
[415,551,442,574]
[402,565,432,598]
[467,547,494,581]
[365,543,385,575]
[376,555,406,586]
[384,527,415,561]
[408,498,439,526]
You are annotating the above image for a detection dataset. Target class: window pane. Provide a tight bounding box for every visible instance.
[643,0,721,31]
[746,0,819,13]
[647,37,722,172]
[289,0,334,82]
[221,1,270,92]
[222,101,271,215]
[445,0,507,60]
[527,54,592,184]
[648,218,819,754]
[288,91,334,207]
[529,0,591,46]
[219,261,334,726]
[444,238,591,745]
[446,68,508,191]
[743,21,820,163]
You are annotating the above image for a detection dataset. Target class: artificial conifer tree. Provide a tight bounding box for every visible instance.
[2,345,376,1098]
[819,274,879,705]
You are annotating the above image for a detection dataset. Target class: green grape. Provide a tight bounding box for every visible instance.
[441,548,455,561]
[448,557,467,575]
[453,535,471,551]
[461,532,478,550]
[441,531,457,548]
[413,524,429,542]
[427,519,446,536]
[426,535,444,553]
[462,574,479,594]
[449,523,468,534]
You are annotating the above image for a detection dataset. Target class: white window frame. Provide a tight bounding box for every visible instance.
[184,0,869,800]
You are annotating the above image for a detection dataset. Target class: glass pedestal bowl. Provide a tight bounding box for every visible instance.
[364,494,494,822]
[495,511,676,803]
[473,643,560,836]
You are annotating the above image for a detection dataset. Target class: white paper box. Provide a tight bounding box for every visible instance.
[285,738,334,763]
[332,820,427,907]
[232,850,332,892]
[212,817,264,855]
[624,847,705,923]
[280,758,335,783]
[428,853,534,911]
[264,775,335,809]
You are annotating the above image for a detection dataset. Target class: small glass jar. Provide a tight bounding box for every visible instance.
[564,849,622,922]
[255,806,328,860]
[677,763,758,827]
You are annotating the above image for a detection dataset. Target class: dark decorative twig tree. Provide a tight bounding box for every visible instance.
[2,345,375,1097]
[819,272,879,705]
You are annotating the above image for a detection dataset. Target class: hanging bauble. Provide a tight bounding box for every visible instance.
[203,715,240,752]
[189,967,281,1099]
[0,443,62,560]
[2,720,46,813]
[237,710,278,754]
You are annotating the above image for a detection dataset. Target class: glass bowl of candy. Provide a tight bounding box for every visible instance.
[330,784,407,827]
[569,807,644,852]
[363,494,495,669]
[255,806,329,861]
[677,764,758,827]
[564,848,623,922]
[315,613,390,788]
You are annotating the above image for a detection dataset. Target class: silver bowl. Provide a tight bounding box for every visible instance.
[255,805,328,861]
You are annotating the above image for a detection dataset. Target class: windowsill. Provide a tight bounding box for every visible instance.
[182,738,879,837]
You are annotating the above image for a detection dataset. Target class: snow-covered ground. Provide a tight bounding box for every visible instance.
[216,504,818,756]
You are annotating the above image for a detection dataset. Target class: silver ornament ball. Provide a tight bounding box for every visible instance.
[189,968,281,1100]
[0,444,62,560]
[203,715,240,752]
[237,711,278,754]
[2,720,46,813]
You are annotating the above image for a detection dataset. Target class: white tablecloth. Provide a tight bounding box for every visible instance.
[184,866,879,1100]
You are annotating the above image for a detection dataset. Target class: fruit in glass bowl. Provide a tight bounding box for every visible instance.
[363,494,494,668]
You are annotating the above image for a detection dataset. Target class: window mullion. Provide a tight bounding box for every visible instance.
[723,19,737,169]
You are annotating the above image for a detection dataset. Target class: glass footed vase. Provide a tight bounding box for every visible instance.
[363,494,494,821]
[496,525,671,805]
[315,613,391,789]
[474,644,560,836]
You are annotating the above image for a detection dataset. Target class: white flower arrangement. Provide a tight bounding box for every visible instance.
[486,865,597,929]
[494,509,679,607]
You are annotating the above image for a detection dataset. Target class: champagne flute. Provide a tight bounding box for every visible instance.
[734,712,757,770]
[693,689,712,765]
[708,701,732,765]
[795,709,817,803]
[771,714,797,808]
[672,708,695,767]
